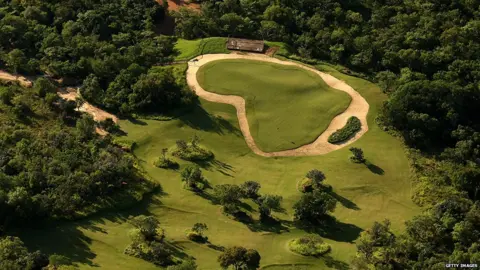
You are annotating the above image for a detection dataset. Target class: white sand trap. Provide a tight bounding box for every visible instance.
[186,53,370,157]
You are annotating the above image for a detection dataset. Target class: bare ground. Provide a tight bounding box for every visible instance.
[0,71,33,87]
[186,53,370,157]
[1,71,118,135]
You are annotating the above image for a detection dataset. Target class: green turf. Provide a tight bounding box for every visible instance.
[175,38,230,61]
[196,59,352,152]
[17,62,421,270]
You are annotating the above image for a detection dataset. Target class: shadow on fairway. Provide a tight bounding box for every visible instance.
[245,216,291,234]
[330,191,360,210]
[324,255,350,270]
[17,188,167,267]
[297,217,363,243]
[176,103,242,136]
[366,161,385,175]
[195,158,236,177]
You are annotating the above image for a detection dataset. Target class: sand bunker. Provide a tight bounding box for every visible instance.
[186,53,370,157]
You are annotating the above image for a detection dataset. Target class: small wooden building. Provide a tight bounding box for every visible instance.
[227,38,265,53]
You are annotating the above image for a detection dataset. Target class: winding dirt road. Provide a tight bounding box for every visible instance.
[186,53,370,157]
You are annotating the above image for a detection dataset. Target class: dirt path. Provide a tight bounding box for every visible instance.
[186,53,370,157]
[0,71,33,87]
[1,71,118,135]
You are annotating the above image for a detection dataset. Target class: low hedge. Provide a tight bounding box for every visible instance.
[172,145,214,161]
[328,116,361,144]
[153,157,179,169]
[288,236,331,256]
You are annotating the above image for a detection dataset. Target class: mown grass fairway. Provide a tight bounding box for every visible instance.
[197,59,352,152]
[175,38,229,61]
[18,63,420,270]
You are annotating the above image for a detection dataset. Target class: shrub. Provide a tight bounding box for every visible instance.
[113,138,136,152]
[350,147,366,163]
[98,118,120,133]
[297,178,313,193]
[181,165,206,191]
[186,231,206,242]
[328,116,361,144]
[288,236,331,256]
[154,157,179,169]
[172,140,214,161]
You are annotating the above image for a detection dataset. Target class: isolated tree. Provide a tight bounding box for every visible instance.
[349,147,366,163]
[257,194,283,221]
[128,215,161,241]
[240,181,261,199]
[214,184,244,214]
[191,134,200,148]
[306,169,326,190]
[218,246,261,270]
[214,184,244,205]
[181,165,204,190]
[293,191,337,225]
[161,148,168,159]
[192,223,208,237]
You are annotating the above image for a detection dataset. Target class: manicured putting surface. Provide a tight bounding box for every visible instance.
[197,59,352,152]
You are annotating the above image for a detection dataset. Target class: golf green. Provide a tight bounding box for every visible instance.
[196,59,352,152]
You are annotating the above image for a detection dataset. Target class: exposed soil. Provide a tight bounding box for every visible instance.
[1,71,118,135]
[162,0,200,11]
[0,71,33,87]
[58,87,119,123]
[186,53,370,157]
[265,46,279,57]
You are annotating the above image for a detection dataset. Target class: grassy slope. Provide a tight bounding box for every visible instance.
[18,64,420,270]
[196,59,352,152]
[175,38,230,61]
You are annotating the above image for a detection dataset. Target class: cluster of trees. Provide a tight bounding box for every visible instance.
[124,215,175,267]
[218,246,261,270]
[173,1,480,266]
[0,82,146,231]
[214,180,283,222]
[294,169,337,225]
[0,0,195,114]
[353,200,480,269]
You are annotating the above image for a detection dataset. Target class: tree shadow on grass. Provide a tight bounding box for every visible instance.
[206,242,225,252]
[175,103,241,136]
[323,255,350,270]
[366,161,385,175]
[297,217,363,243]
[17,188,166,267]
[195,158,235,177]
[330,191,360,210]
[126,117,147,126]
[245,216,291,234]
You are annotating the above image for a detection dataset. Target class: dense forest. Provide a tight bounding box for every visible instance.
[1,0,480,268]
[173,0,480,268]
[0,0,195,115]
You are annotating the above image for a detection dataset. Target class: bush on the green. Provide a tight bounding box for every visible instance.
[154,157,179,169]
[172,139,214,161]
[328,116,361,144]
[288,236,331,256]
